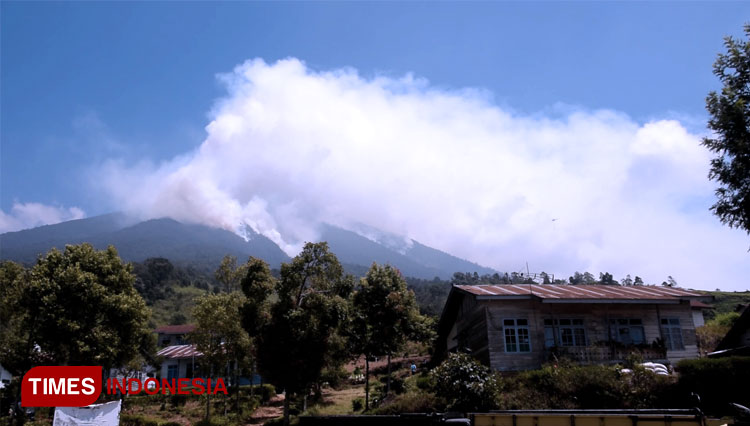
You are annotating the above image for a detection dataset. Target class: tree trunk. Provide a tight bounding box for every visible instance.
[206,366,213,421]
[206,390,211,421]
[303,393,308,412]
[283,391,291,426]
[364,357,370,411]
[235,363,241,415]
[386,354,391,396]
[224,364,229,417]
[250,362,255,398]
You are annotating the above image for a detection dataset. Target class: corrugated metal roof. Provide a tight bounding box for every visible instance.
[154,324,196,334]
[455,284,704,301]
[156,344,202,359]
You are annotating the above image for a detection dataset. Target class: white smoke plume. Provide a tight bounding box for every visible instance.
[98,58,748,290]
[0,202,85,233]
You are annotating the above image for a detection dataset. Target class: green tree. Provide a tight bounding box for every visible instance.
[569,271,596,285]
[215,255,249,293]
[661,276,679,288]
[240,257,276,337]
[0,245,151,422]
[0,261,33,377]
[256,242,352,425]
[431,352,500,413]
[239,257,276,401]
[347,263,427,410]
[598,272,614,285]
[702,24,750,234]
[696,311,741,355]
[26,244,150,368]
[190,292,253,420]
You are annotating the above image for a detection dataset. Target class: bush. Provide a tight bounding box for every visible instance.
[119,414,160,426]
[170,393,188,407]
[371,391,441,414]
[415,374,433,391]
[160,422,182,426]
[496,361,677,410]
[352,397,364,412]
[239,383,276,403]
[378,375,406,395]
[259,383,277,403]
[320,366,350,389]
[676,356,750,416]
[431,352,500,412]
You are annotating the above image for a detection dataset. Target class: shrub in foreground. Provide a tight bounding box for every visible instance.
[431,352,499,412]
[370,391,441,414]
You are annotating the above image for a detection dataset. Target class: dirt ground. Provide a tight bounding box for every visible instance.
[245,393,285,425]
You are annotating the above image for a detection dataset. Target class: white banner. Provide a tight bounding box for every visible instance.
[53,400,122,426]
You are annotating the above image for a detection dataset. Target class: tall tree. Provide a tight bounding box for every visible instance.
[239,257,276,401]
[256,242,352,426]
[215,255,249,293]
[347,263,427,410]
[599,272,617,285]
[190,292,252,420]
[240,257,276,337]
[702,24,750,234]
[0,245,151,422]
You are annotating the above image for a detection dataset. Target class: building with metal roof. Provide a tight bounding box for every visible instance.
[436,284,712,371]
[156,344,203,380]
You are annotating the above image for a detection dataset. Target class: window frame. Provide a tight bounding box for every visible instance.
[608,318,646,345]
[503,318,532,353]
[544,318,587,347]
[660,317,684,351]
[167,364,179,380]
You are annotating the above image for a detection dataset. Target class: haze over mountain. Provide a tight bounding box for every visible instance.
[0,214,495,279]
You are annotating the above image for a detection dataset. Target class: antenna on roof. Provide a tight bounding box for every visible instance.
[527,262,533,295]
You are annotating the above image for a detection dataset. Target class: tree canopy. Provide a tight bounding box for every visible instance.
[348,263,427,409]
[190,291,252,419]
[0,244,152,374]
[703,24,750,234]
[254,242,353,425]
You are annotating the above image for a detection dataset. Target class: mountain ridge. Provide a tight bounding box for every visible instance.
[0,214,496,279]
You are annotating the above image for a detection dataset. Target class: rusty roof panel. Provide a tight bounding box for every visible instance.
[156,344,202,359]
[454,284,703,300]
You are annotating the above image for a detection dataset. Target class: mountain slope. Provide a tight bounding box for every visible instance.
[0,215,290,268]
[320,225,445,278]
[403,240,496,277]
[1,215,495,279]
[320,224,495,279]
[0,213,130,264]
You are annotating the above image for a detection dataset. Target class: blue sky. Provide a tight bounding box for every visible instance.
[1,2,749,289]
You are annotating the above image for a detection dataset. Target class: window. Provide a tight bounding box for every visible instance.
[167,365,179,380]
[544,318,587,347]
[661,318,684,350]
[609,319,645,345]
[504,319,531,352]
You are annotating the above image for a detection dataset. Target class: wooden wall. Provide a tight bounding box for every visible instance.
[476,299,699,371]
